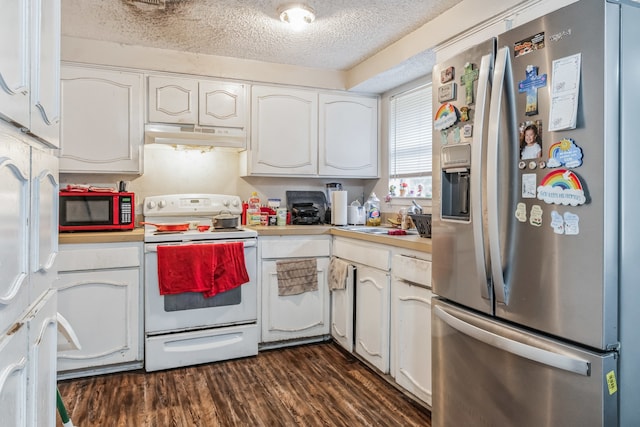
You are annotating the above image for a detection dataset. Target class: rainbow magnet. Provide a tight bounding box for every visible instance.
[537,169,586,206]
[434,103,458,131]
[547,138,583,168]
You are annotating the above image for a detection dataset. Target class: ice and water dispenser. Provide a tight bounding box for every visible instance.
[440,143,471,221]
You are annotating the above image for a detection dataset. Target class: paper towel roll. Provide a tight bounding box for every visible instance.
[332,191,348,225]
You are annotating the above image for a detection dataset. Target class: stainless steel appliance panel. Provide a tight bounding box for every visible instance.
[432,38,495,316]
[432,298,617,427]
[493,0,615,350]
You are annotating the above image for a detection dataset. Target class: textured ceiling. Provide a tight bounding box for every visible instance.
[62,0,461,88]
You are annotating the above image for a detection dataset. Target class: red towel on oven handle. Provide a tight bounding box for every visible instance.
[203,242,250,298]
[157,242,249,297]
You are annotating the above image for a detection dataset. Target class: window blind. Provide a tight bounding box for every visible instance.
[389,84,433,178]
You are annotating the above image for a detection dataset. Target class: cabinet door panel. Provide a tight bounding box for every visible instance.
[392,280,433,405]
[0,0,30,127]
[250,86,317,175]
[29,0,61,147]
[148,76,198,124]
[331,265,354,352]
[355,265,390,373]
[199,81,247,128]
[0,325,28,427]
[261,258,330,342]
[60,66,143,173]
[0,136,30,336]
[319,94,378,177]
[56,269,139,371]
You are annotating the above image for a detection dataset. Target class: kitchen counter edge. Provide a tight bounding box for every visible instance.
[58,226,432,253]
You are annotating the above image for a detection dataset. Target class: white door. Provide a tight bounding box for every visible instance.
[261,258,330,342]
[29,0,61,147]
[0,324,29,426]
[30,146,58,303]
[199,81,247,128]
[148,75,198,124]
[319,93,378,177]
[330,264,354,352]
[0,0,30,128]
[250,85,318,175]
[0,134,30,336]
[355,264,390,373]
[391,279,433,405]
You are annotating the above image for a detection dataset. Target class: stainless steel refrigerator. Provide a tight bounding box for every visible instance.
[431,1,640,425]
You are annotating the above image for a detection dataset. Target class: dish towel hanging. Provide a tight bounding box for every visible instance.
[328,257,349,291]
[157,242,249,298]
[276,258,318,296]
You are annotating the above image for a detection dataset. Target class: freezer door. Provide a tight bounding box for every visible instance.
[432,299,617,427]
[432,39,495,316]
[491,0,618,350]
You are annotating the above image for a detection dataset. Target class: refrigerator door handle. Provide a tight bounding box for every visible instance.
[486,46,514,305]
[435,305,591,376]
[471,53,493,297]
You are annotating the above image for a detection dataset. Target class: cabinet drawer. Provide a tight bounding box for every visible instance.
[260,236,330,259]
[333,238,390,271]
[392,254,431,287]
[57,245,141,271]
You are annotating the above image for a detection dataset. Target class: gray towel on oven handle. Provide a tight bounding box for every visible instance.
[328,257,349,291]
[276,258,318,296]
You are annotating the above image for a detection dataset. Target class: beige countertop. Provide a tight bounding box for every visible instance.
[58,225,432,253]
[58,228,145,244]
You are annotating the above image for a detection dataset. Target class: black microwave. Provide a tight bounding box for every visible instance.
[59,191,135,232]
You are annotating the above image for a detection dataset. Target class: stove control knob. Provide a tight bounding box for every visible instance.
[231,199,240,208]
[146,200,157,209]
[158,200,167,208]
[223,199,230,208]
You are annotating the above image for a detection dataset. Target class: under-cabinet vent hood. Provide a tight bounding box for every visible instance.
[144,124,246,149]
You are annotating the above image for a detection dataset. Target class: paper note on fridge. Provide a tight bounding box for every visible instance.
[548,53,582,131]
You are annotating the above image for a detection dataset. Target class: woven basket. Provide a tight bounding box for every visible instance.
[409,213,432,238]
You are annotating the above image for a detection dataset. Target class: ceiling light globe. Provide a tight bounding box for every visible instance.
[279,4,315,30]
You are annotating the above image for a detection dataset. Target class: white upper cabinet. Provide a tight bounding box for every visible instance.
[247,85,318,176]
[148,76,198,124]
[199,81,247,128]
[243,86,379,178]
[0,0,60,148]
[319,93,378,177]
[60,65,144,174]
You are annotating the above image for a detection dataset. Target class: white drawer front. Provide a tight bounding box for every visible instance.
[57,246,141,271]
[261,236,331,259]
[333,238,390,271]
[392,254,431,287]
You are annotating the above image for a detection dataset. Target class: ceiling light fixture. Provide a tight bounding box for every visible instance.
[279,4,315,30]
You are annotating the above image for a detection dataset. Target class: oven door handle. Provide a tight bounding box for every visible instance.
[145,239,257,253]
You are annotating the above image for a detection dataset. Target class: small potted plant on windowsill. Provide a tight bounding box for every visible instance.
[399,181,408,197]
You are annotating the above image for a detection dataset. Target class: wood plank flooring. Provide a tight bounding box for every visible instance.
[56,341,431,427]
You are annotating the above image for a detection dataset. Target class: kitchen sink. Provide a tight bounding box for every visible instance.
[340,226,418,236]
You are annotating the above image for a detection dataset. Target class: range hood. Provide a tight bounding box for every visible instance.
[144,123,246,148]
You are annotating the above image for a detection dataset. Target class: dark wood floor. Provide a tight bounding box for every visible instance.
[56,341,432,426]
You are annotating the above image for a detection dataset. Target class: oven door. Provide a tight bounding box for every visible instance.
[144,239,257,335]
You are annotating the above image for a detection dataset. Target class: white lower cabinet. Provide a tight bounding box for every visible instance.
[330,264,354,353]
[391,251,433,406]
[333,237,391,374]
[355,264,390,373]
[260,236,331,344]
[56,242,142,377]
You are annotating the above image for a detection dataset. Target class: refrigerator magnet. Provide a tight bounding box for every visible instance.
[459,106,470,122]
[537,169,586,206]
[518,65,547,116]
[563,212,580,235]
[460,62,479,105]
[440,129,450,145]
[440,66,454,83]
[453,127,461,143]
[434,103,458,130]
[546,138,583,168]
[438,82,457,102]
[529,205,543,227]
[463,124,473,138]
[550,210,565,234]
[522,174,537,198]
[515,202,527,222]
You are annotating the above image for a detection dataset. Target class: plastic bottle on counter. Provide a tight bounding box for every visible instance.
[247,192,261,225]
[364,192,381,226]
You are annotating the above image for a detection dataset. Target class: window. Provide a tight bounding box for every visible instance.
[388,83,433,199]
